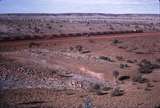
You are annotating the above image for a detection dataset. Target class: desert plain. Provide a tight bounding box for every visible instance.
[0,14,160,108]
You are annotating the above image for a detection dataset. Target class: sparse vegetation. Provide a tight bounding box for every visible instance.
[120,64,129,69]
[69,46,74,51]
[138,59,160,74]
[88,39,95,43]
[52,69,73,77]
[60,25,63,27]
[111,86,124,96]
[65,89,75,95]
[34,27,40,33]
[144,81,154,91]
[132,73,148,83]
[144,87,152,91]
[28,42,40,48]
[90,83,111,95]
[135,51,146,54]
[84,97,93,108]
[154,104,160,108]
[96,90,109,95]
[156,58,160,63]
[116,56,124,61]
[112,39,122,44]
[91,83,101,90]
[75,45,83,52]
[146,82,154,88]
[48,25,52,29]
[0,102,10,108]
[118,46,127,49]
[16,28,21,31]
[99,56,114,62]
[0,14,160,108]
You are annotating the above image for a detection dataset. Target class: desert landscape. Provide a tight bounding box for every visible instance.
[0,14,160,108]
[0,14,160,40]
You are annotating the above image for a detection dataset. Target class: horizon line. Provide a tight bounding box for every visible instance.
[0,12,159,15]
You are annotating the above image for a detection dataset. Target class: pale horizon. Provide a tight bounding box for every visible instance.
[0,0,160,14]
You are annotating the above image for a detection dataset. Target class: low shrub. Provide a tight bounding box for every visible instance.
[120,64,129,69]
[132,73,148,83]
[154,104,160,108]
[112,39,122,44]
[75,45,83,52]
[28,42,40,48]
[156,58,160,63]
[116,56,124,61]
[99,56,114,62]
[90,83,111,95]
[111,86,124,96]
[138,59,160,74]
[84,97,93,108]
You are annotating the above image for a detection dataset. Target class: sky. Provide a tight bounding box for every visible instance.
[0,0,159,14]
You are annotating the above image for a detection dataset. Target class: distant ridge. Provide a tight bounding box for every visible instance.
[0,13,159,17]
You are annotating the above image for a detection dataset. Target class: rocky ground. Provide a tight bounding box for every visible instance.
[0,32,160,108]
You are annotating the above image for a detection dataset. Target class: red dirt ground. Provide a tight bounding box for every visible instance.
[0,32,160,108]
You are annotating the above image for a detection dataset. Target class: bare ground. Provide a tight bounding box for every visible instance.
[0,32,160,108]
